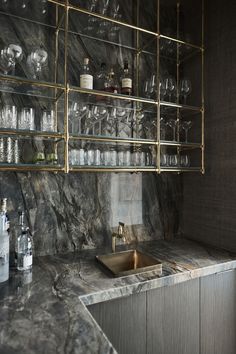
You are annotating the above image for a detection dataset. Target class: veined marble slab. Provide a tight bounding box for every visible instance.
[0,239,236,354]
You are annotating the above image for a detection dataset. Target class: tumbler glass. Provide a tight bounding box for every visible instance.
[18,107,35,130]
[40,110,55,132]
[1,105,17,129]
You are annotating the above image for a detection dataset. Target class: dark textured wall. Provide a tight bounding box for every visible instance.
[183,0,236,251]
[0,172,182,256]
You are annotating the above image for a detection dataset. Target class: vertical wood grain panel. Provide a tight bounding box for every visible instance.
[147,279,200,354]
[88,291,147,354]
[200,270,236,354]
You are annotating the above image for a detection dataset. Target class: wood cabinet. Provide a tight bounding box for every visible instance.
[146,279,200,354]
[88,270,236,354]
[89,292,147,354]
[200,270,236,354]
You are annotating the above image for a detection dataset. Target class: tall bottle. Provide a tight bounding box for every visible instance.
[80,57,93,90]
[121,59,132,95]
[94,62,107,91]
[104,68,119,94]
[0,198,10,283]
[16,212,33,271]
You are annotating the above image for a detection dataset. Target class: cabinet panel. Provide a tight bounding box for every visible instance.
[88,291,146,354]
[147,279,200,354]
[200,270,236,354]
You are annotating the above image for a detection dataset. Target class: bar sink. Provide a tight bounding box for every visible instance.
[96,249,162,277]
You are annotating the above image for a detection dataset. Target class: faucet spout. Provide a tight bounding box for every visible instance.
[112,222,126,253]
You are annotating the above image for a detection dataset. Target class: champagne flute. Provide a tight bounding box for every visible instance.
[181,120,193,143]
[180,78,192,105]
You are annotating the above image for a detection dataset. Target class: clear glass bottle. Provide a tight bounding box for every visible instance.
[104,68,119,94]
[80,58,93,90]
[16,212,33,272]
[121,59,132,95]
[0,198,10,283]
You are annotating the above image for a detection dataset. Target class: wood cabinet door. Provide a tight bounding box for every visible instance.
[88,291,147,354]
[146,279,200,354]
[200,270,236,354]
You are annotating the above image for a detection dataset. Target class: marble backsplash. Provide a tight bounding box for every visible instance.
[0,172,182,256]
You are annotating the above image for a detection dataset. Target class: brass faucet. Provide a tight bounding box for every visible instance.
[112,222,126,253]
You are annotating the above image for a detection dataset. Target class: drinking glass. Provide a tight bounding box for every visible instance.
[169,154,178,167]
[123,148,131,166]
[180,78,192,105]
[1,105,17,129]
[160,153,169,167]
[160,78,167,101]
[180,154,190,167]
[40,110,55,132]
[167,119,178,141]
[6,137,13,163]
[69,149,79,166]
[26,48,48,80]
[18,108,35,131]
[0,138,5,162]
[86,148,95,166]
[98,0,110,14]
[0,44,23,76]
[108,14,122,42]
[181,120,193,143]
[132,150,141,166]
[164,76,176,102]
[94,147,101,166]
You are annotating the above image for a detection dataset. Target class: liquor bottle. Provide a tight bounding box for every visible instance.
[0,198,10,283]
[104,68,119,94]
[16,212,33,271]
[80,57,93,90]
[121,59,132,95]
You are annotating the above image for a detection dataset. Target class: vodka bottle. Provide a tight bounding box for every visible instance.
[16,212,33,271]
[0,198,10,283]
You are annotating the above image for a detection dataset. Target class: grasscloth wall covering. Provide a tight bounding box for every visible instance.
[183,0,236,251]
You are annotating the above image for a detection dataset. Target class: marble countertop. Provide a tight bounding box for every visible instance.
[1,238,236,354]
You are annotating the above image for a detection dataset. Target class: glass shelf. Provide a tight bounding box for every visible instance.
[70,166,157,172]
[70,135,156,145]
[0,163,64,171]
[0,129,64,140]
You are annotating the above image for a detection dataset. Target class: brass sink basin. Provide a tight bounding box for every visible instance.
[96,250,162,277]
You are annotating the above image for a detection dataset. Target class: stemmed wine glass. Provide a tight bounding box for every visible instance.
[167,118,178,141]
[0,44,23,75]
[164,76,176,102]
[26,48,48,80]
[159,78,167,101]
[180,78,192,105]
[181,120,193,143]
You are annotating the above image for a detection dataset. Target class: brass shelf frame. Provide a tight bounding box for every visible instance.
[0,0,204,174]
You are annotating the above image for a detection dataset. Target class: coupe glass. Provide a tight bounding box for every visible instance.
[181,120,193,143]
[180,78,192,105]
[26,48,48,80]
[164,76,176,102]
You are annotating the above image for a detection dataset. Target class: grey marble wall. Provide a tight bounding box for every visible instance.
[0,172,182,256]
[183,0,236,251]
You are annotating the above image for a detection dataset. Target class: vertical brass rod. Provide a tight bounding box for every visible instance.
[156,0,161,173]
[135,0,140,141]
[176,2,180,161]
[54,4,59,138]
[64,1,69,173]
[201,0,205,174]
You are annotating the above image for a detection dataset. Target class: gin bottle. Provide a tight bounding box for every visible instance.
[16,212,33,271]
[0,198,10,283]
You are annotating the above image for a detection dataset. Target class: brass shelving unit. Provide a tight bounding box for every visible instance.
[0,0,204,173]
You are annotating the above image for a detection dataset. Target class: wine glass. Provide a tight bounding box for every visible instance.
[167,118,178,141]
[0,44,23,75]
[164,76,176,102]
[181,120,193,143]
[26,48,48,80]
[159,78,167,101]
[98,0,110,15]
[180,78,192,105]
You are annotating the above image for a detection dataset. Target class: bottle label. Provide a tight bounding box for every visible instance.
[23,254,32,269]
[80,75,93,90]
[122,78,132,89]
